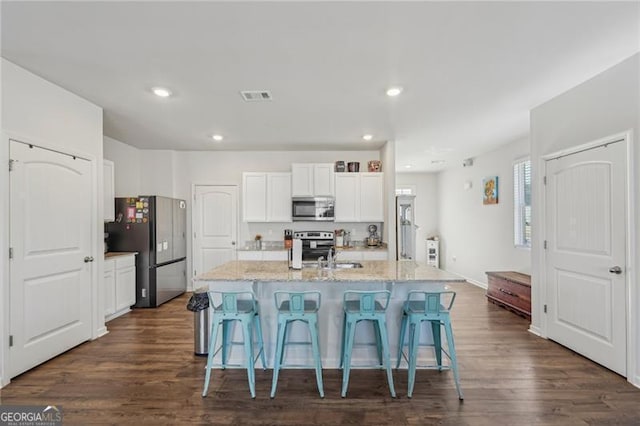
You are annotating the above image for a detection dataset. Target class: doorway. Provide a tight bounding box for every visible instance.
[192,185,238,278]
[544,135,629,376]
[9,140,93,378]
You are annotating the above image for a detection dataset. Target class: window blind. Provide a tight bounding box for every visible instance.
[514,159,531,247]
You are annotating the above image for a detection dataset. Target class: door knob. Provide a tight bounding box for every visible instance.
[84,256,94,263]
[609,266,622,274]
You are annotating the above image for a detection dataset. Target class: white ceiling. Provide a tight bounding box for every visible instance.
[2,2,638,172]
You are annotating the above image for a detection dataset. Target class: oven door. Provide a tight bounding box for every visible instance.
[301,240,333,261]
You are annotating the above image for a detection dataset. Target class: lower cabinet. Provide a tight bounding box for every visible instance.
[104,254,137,321]
[237,250,288,261]
[338,250,388,261]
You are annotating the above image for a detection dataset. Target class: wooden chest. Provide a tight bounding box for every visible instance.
[485,271,531,319]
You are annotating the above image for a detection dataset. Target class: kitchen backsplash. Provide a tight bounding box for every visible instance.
[243,222,383,245]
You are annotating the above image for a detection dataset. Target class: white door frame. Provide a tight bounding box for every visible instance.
[538,130,636,385]
[0,131,102,388]
[190,183,239,287]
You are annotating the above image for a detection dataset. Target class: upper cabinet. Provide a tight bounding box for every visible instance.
[103,159,115,222]
[243,172,292,222]
[291,163,334,197]
[335,172,384,222]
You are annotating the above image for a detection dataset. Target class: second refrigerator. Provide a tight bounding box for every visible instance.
[107,196,187,307]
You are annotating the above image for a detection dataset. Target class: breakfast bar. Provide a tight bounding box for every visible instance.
[194,260,465,368]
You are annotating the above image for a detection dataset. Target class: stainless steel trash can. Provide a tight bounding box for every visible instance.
[187,289,210,356]
[194,307,210,356]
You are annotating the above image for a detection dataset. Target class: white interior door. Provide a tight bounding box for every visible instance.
[193,185,238,278]
[9,140,93,378]
[545,140,626,376]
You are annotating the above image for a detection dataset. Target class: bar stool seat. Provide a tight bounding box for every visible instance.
[202,291,266,399]
[270,291,324,398]
[396,291,463,399]
[340,290,396,398]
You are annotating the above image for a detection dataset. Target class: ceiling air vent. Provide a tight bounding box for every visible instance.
[240,90,272,102]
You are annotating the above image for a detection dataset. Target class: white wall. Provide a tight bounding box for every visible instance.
[380,141,396,258]
[437,137,531,287]
[1,59,104,387]
[104,136,142,197]
[395,172,439,262]
[530,53,639,385]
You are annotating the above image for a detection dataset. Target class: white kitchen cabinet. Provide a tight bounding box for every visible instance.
[337,250,388,261]
[104,253,136,322]
[359,173,384,222]
[291,163,334,197]
[104,260,116,317]
[243,172,267,222]
[335,172,384,222]
[362,250,388,261]
[243,172,292,222]
[334,173,359,222]
[103,159,115,222]
[267,173,292,222]
[237,250,288,261]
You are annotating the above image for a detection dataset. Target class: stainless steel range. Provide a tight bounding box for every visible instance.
[294,231,334,261]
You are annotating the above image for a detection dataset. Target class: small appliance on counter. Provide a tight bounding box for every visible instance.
[288,238,302,269]
[367,224,380,247]
[284,229,293,249]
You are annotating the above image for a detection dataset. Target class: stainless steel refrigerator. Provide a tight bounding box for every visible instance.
[106,196,187,307]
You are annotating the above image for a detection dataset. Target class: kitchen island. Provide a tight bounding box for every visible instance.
[194,260,465,368]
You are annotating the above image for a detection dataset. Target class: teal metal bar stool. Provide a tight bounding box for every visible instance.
[396,291,463,399]
[202,291,267,399]
[270,291,324,398]
[340,290,396,398]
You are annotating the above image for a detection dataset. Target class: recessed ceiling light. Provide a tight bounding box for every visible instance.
[431,160,446,165]
[211,134,223,142]
[386,87,403,97]
[151,87,172,98]
[362,134,373,141]
[404,165,412,169]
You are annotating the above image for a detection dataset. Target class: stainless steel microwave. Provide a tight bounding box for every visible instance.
[292,197,335,222]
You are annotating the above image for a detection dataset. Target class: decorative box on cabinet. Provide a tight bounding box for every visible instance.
[485,271,531,319]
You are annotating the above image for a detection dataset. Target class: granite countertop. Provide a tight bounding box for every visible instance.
[194,260,464,283]
[236,244,388,252]
[104,251,137,259]
[236,246,288,252]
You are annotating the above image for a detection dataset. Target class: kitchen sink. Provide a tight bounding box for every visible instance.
[302,261,363,269]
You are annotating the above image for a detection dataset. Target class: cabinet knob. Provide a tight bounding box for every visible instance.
[84,256,94,263]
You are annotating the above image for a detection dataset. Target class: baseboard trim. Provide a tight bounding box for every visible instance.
[528,325,542,337]
[95,327,109,339]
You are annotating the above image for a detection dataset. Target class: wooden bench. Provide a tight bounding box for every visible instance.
[485,271,531,319]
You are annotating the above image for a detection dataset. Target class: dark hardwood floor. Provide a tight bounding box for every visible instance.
[1,282,639,425]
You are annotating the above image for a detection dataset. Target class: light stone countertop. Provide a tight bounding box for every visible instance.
[104,251,137,259]
[194,260,464,283]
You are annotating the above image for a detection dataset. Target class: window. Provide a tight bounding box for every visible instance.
[514,159,531,247]
[395,185,416,196]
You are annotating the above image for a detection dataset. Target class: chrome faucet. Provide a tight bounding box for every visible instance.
[327,247,338,269]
